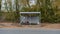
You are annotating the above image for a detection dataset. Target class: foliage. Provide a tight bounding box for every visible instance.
[0,0,60,23]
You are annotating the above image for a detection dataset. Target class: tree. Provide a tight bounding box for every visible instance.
[0,0,2,11]
[15,0,20,23]
[0,0,2,17]
[40,0,56,22]
[7,0,12,11]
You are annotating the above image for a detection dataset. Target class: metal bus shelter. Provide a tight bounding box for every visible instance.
[20,12,41,25]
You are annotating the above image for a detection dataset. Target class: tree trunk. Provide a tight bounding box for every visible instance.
[15,0,20,23]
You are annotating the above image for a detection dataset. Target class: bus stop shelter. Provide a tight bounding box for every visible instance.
[20,12,41,25]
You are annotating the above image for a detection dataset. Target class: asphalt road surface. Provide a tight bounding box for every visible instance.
[0,28,60,34]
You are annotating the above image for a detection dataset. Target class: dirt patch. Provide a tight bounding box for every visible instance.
[0,22,60,29]
[41,23,60,29]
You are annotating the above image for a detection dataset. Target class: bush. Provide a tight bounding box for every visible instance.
[2,12,16,22]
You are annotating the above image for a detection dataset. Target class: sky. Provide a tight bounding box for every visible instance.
[29,0,36,6]
[1,0,5,10]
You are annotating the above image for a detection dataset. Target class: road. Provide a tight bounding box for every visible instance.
[0,28,60,34]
